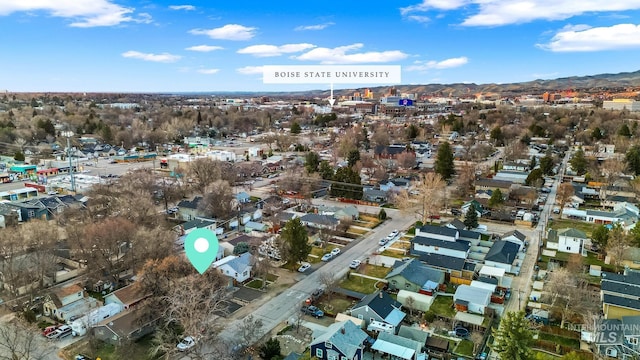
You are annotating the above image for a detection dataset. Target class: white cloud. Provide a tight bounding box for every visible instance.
[237,43,316,57]
[185,45,224,52]
[294,22,334,31]
[0,0,151,27]
[538,23,640,52]
[197,68,220,74]
[294,44,408,64]
[169,5,195,11]
[407,15,431,23]
[190,24,256,41]
[406,56,469,71]
[121,51,181,63]
[237,66,264,75]
[399,0,640,27]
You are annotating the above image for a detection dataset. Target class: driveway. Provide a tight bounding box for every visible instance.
[233,287,264,303]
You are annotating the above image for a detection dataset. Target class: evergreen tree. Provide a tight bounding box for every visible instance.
[488,188,504,208]
[529,156,537,170]
[591,127,604,140]
[435,142,455,180]
[305,151,320,173]
[280,218,310,265]
[406,124,419,140]
[13,151,25,162]
[539,155,554,175]
[618,123,632,137]
[592,224,609,249]
[258,338,281,360]
[196,110,202,125]
[290,121,301,134]
[464,206,479,230]
[347,149,360,168]
[626,145,640,175]
[378,208,387,221]
[331,167,362,200]
[525,168,543,187]
[569,147,587,175]
[318,160,334,180]
[490,126,505,146]
[491,311,533,360]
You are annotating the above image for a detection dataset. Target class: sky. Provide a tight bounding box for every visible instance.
[1,0,640,93]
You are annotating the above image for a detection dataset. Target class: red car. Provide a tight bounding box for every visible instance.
[42,325,58,337]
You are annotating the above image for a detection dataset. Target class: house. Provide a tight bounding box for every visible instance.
[593,316,640,359]
[310,320,369,360]
[445,218,465,231]
[412,253,467,278]
[175,217,217,235]
[43,283,99,322]
[461,200,483,218]
[546,228,589,255]
[502,161,529,172]
[475,178,513,196]
[350,291,406,332]
[299,213,339,230]
[601,269,640,319]
[334,205,359,221]
[236,191,251,204]
[374,144,411,160]
[371,331,424,360]
[622,248,640,270]
[385,259,445,294]
[412,225,470,260]
[92,308,160,345]
[502,230,527,251]
[176,196,204,221]
[453,284,492,314]
[380,178,411,193]
[484,240,520,274]
[212,253,253,284]
[363,188,388,203]
[104,284,150,310]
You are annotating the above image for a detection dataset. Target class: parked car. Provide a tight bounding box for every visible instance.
[378,238,389,246]
[301,305,324,318]
[177,336,196,352]
[75,355,93,360]
[310,288,324,302]
[349,260,361,269]
[330,248,341,257]
[47,325,72,340]
[321,253,333,262]
[42,325,59,337]
[298,262,311,272]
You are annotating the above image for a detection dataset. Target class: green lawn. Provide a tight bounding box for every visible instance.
[430,296,456,317]
[358,264,392,279]
[317,296,355,315]
[245,279,265,289]
[454,339,474,356]
[532,351,561,360]
[548,219,596,237]
[380,250,406,258]
[339,276,380,294]
[538,332,580,348]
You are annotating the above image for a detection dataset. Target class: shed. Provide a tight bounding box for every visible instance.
[453,285,492,315]
[397,290,434,312]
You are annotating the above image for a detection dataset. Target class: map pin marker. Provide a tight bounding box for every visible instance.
[184,228,219,274]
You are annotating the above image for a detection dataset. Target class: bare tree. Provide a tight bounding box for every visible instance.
[396,151,417,170]
[0,320,50,360]
[405,296,416,317]
[236,315,264,347]
[198,180,235,219]
[415,172,446,223]
[546,267,597,328]
[470,331,484,355]
[83,217,136,284]
[319,271,338,302]
[188,158,224,194]
[606,225,631,272]
[556,182,575,217]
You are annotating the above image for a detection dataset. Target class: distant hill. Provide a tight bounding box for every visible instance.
[279,69,640,99]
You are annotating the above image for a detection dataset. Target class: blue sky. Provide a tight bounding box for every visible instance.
[1,0,640,92]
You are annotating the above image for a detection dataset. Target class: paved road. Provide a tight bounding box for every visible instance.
[214,204,418,348]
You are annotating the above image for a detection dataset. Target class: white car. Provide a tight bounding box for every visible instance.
[330,248,341,257]
[389,230,399,238]
[298,262,311,272]
[321,253,333,262]
[177,336,196,352]
[349,260,361,269]
[379,238,389,246]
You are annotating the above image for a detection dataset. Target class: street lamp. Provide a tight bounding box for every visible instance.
[61,130,76,193]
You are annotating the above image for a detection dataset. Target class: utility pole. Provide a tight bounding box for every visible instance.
[62,131,76,193]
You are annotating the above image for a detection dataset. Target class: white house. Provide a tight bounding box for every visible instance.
[453,285,492,314]
[212,253,252,283]
[546,228,589,255]
[501,230,527,251]
[484,240,520,274]
[412,225,470,259]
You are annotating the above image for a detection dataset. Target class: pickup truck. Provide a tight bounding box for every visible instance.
[301,305,324,318]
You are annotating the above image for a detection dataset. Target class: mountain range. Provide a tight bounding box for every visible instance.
[257,69,640,99]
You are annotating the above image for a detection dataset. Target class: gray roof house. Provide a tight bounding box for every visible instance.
[484,240,520,273]
[299,213,339,230]
[371,331,424,360]
[385,259,445,293]
[212,252,253,284]
[594,316,640,359]
[350,291,406,331]
[453,284,492,315]
[310,320,369,360]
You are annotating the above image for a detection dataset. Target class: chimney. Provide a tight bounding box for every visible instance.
[341,327,345,334]
[625,265,630,276]
[379,292,383,299]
